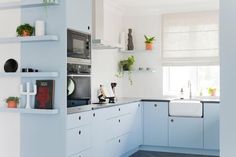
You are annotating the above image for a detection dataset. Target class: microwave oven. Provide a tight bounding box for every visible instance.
[67,29,91,60]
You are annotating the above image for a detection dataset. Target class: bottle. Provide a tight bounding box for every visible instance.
[180,88,184,99]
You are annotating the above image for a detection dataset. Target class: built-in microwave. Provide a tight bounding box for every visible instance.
[67,29,91,60]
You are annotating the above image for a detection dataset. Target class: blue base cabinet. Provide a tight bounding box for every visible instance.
[143,102,169,146]
[169,117,204,149]
[204,103,220,150]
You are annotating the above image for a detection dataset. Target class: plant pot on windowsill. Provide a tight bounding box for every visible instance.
[6,97,19,108]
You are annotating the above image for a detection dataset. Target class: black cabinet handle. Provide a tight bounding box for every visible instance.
[138,104,141,107]
[79,130,81,135]
[171,119,174,122]
[119,139,121,143]
[118,119,121,123]
[154,104,158,107]
[78,116,81,120]
[88,26,90,30]
[118,108,121,111]
[93,113,96,117]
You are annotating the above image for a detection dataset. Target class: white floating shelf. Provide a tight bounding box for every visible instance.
[124,70,156,73]
[0,108,59,115]
[0,72,59,78]
[120,50,158,54]
[0,35,58,44]
[0,0,59,10]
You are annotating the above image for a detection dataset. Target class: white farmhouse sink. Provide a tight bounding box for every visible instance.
[169,99,203,117]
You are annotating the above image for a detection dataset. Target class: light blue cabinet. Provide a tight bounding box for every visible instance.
[204,103,220,150]
[66,0,92,33]
[143,102,169,146]
[169,117,204,149]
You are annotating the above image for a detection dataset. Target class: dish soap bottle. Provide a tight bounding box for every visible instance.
[180,88,184,99]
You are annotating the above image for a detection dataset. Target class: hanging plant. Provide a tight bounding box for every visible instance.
[116,56,135,85]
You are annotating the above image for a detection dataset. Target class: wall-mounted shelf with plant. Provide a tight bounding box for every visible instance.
[116,56,135,85]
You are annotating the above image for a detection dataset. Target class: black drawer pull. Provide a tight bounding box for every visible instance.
[79,130,81,135]
[93,113,96,117]
[154,104,158,107]
[118,119,121,123]
[138,104,141,107]
[171,119,174,122]
[78,116,81,120]
[118,108,121,111]
[119,139,121,143]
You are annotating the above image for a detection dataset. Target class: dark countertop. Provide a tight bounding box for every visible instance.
[67,97,220,114]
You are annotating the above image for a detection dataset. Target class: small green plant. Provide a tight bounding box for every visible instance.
[144,35,155,44]
[116,56,135,85]
[16,24,34,37]
[208,87,217,96]
[6,97,20,104]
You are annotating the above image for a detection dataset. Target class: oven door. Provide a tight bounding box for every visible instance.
[67,76,91,107]
[67,29,91,59]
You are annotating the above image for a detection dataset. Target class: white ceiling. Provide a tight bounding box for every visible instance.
[109,0,219,13]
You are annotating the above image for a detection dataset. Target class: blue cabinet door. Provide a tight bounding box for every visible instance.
[169,117,204,149]
[204,103,220,150]
[66,0,92,33]
[143,102,169,146]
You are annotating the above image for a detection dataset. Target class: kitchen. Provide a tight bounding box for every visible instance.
[0,0,234,157]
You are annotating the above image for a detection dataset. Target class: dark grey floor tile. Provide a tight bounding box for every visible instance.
[130,151,219,157]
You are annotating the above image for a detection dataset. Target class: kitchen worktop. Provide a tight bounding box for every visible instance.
[67,97,220,114]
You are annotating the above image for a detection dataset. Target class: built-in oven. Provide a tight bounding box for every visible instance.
[67,63,91,108]
[67,29,91,60]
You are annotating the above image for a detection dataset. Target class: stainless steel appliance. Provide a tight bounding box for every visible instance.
[67,29,91,60]
[67,63,91,108]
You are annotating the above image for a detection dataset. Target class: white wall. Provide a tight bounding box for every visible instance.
[121,14,163,98]
[0,0,20,157]
[220,0,236,156]
[91,1,124,102]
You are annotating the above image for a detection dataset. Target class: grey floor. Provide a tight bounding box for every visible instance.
[130,151,219,157]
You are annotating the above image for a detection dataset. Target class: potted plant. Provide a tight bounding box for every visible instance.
[6,97,20,108]
[16,24,34,37]
[208,87,217,96]
[144,35,155,50]
[116,56,135,85]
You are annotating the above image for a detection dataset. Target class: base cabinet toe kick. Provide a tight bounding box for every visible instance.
[66,101,219,157]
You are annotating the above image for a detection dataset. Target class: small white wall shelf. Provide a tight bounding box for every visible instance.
[120,50,158,54]
[0,35,58,44]
[0,0,59,10]
[0,108,59,115]
[0,72,59,78]
[124,69,156,73]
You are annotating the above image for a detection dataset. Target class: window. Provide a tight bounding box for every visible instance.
[163,66,220,97]
[162,11,219,65]
[162,11,220,97]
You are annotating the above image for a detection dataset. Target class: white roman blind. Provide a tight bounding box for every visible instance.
[162,11,219,65]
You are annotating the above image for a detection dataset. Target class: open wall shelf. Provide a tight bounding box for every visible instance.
[0,35,59,44]
[120,50,158,54]
[0,0,59,10]
[0,108,59,115]
[0,72,59,78]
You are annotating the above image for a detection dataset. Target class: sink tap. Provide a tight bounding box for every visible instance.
[188,80,192,99]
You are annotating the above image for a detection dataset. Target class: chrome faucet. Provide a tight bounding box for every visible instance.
[188,80,192,99]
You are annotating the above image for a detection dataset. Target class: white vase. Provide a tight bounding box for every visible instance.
[35,20,45,36]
